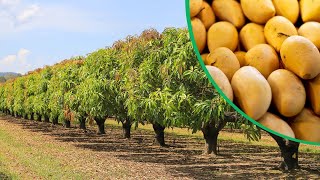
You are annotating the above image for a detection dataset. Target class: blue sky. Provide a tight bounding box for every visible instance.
[0,0,187,74]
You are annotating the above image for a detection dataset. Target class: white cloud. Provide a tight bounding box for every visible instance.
[17,48,30,57]
[16,4,40,23]
[0,1,117,35]
[17,48,30,64]
[0,0,41,33]
[21,4,111,33]
[0,48,32,73]
[1,55,16,65]
[0,0,20,7]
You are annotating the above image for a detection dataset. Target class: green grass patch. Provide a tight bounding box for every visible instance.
[0,128,86,179]
[0,155,19,180]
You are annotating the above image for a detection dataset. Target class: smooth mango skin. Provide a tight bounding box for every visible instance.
[280,35,320,80]
[267,69,306,117]
[212,0,245,29]
[272,0,299,24]
[240,23,266,51]
[264,16,298,52]
[307,74,320,115]
[245,44,279,79]
[298,22,320,49]
[234,51,246,67]
[190,0,203,17]
[197,1,216,30]
[207,21,238,52]
[300,0,320,23]
[231,66,272,120]
[240,0,275,24]
[191,18,207,53]
[206,65,234,101]
[206,47,240,81]
[289,108,320,143]
[258,112,295,138]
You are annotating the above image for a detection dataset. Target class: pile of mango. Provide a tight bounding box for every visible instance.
[190,0,320,142]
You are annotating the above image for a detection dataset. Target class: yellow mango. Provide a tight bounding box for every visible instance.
[206,65,234,101]
[280,35,320,79]
[191,18,207,53]
[206,47,240,81]
[240,23,266,51]
[258,112,295,138]
[267,69,306,117]
[240,0,275,24]
[231,66,272,120]
[207,21,238,52]
[212,0,245,28]
[264,16,298,52]
[300,0,320,22]
[245,44,279,78]
[290,108,320,142]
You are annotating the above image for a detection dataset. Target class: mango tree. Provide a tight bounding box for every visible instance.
[107,46,132,139]
[38,67,53,122]
[32,70,50,121]
[47,67,64,125]
[1,82,13,115]
[0,86,4,113]
[23,74,38,120]
[64,63,88,131]
[155,28,260,153]
[121,29,169,144]
[63,60,86,130]
[76,50,118,134]
[58,61,83,128]
[13,77,26,118]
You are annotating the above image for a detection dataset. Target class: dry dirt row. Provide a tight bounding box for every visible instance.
[0,115,319,179]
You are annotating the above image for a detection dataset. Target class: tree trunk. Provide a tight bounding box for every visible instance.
[52,117,58,125]
[201,118,227,156]
[95,118,106,134]
[64,120,71,128]
[79,117,86,130]
[122,119,131,139]
[37,115,42,122]
[269,133,300,171]
[43,114,49,122]
[152,122,165,147]
[30,113,34,120]
[202,124,219,155]
[44,118,49,122]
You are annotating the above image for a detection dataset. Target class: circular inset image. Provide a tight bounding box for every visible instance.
[188,0,320,144]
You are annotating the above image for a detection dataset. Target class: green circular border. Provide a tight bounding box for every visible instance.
[185,0,320,146]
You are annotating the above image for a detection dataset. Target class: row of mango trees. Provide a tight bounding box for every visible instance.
[0,28,299,170]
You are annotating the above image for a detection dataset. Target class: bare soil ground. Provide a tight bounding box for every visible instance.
[0,115,319,179]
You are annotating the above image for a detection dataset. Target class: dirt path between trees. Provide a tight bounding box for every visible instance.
[0,115,319,179]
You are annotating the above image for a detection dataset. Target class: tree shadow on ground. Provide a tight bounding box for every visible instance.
[4,116,320,179]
